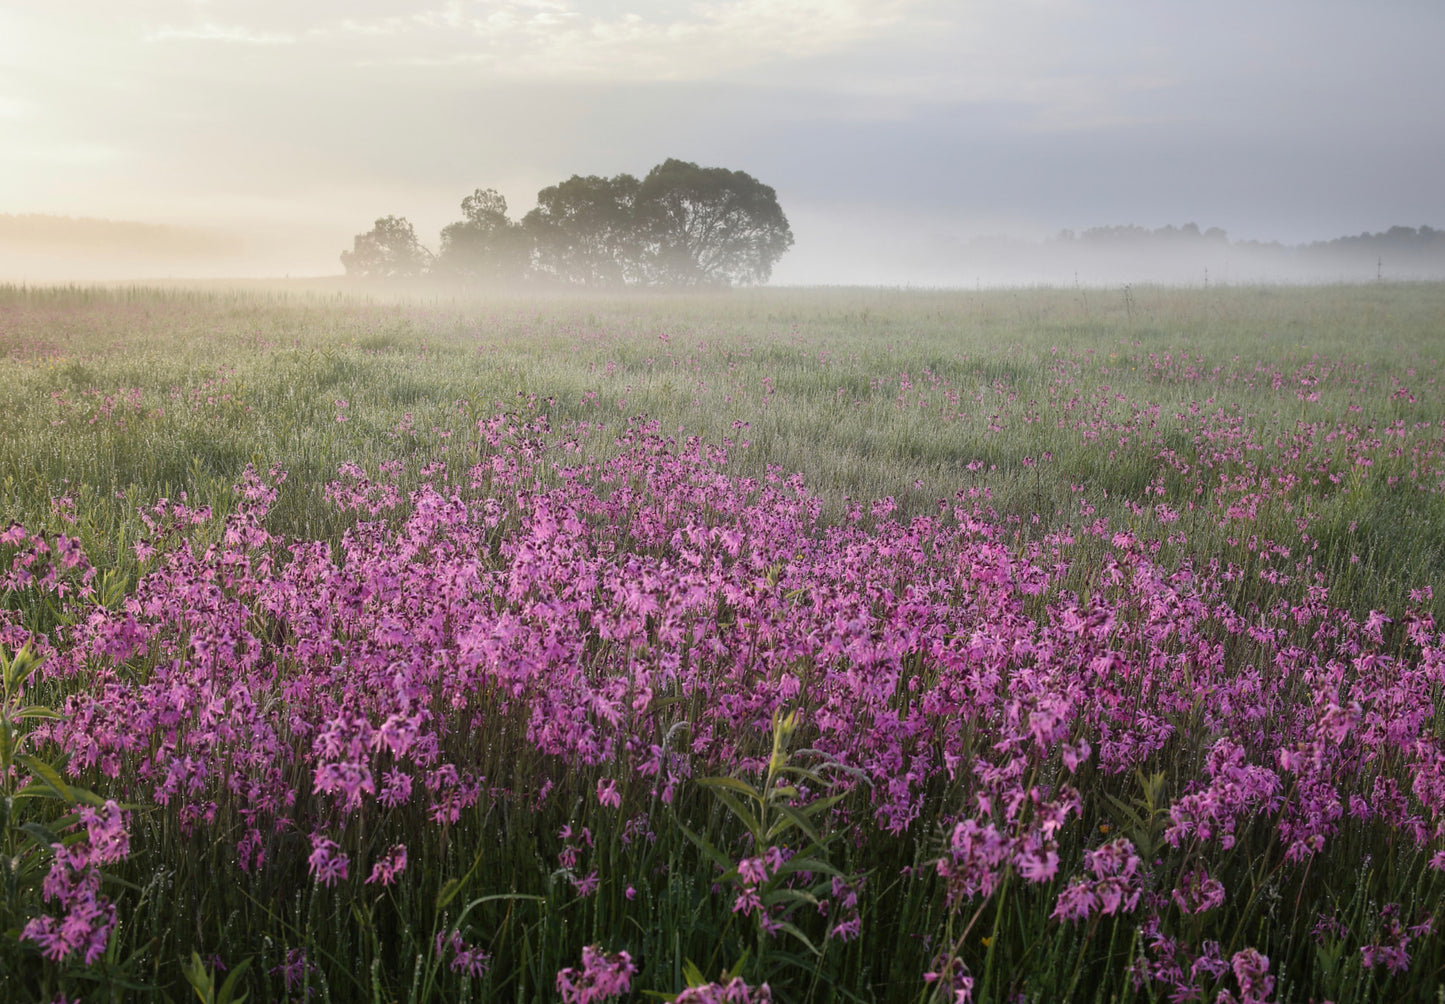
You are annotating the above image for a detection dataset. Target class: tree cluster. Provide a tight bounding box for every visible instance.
[341,159,793,289]
[1302,225,1445,256]
[1051,222,1445,262]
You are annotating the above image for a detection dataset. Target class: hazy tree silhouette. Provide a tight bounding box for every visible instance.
[343,160,795,287]
[435,189,531,286]
[635,159,794,287]
[340,216,431,279]
[522,174,643,286]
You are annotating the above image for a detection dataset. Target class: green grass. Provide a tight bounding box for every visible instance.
[5,281,1442,617]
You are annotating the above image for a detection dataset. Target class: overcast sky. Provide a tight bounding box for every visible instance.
[3,1,1443,283]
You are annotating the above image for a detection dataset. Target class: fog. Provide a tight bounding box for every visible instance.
[770,217,1445,288]
[0,214,353,283]
[4,2,1443,290]
[7,211,1442,290]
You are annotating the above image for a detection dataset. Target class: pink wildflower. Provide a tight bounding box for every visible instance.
[556,945,636,1004]
[365,844,408,886]
[307,834,349,886]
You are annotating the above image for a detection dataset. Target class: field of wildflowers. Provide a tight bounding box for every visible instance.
[1,282,1444,1002]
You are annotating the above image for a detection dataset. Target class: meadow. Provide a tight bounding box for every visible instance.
[1,281,1443,1002]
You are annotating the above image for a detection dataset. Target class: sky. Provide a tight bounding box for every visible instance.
[3,0,1444,284]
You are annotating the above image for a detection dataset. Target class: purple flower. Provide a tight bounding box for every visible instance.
[307,834,349,886]
[675,977,774,1003]
[556,945,636,1004]
[365,844,407,886]
[435,930,491,977]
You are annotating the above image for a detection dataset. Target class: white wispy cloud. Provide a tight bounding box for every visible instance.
[148,22,297,44]
[327,0,919,81]
[0,95,33,119]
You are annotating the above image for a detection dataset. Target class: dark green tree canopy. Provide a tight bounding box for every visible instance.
[635,159,794,287]
[339,216,431,279]
[343,160,793,288]
[522,174,642,287]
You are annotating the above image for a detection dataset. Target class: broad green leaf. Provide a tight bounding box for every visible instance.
[16,755,73,803]
[771,855,843,880]
[19,820,62,845]
[682,958,707,987]
[724,950,750,980]
[217,957,253,1004]
[697,775,764,802]
[436,878,463,912]
[774,921,823,957]
[677,822,734,874]
[704,786,762,839]
[761,887,821,909]
[766,801,825,846]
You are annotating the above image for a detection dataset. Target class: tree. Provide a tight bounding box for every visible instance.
[340,216,431,279]
[522,174,643,286]
[435,189,531,286]
[340,161,796,288]
[634,159,793,287]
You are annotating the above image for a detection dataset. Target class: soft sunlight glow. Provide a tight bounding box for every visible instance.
[1,0,1441,282]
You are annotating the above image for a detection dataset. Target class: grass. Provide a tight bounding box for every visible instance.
[1,281,1444,1002]
[5,281,1443,615]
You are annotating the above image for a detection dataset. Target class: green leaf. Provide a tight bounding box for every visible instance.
[2,644,45,692]
[19,820,62,846]
[766,801,825,846]
[770,855,842,881]
[697,775,764,803]
[15,755,73,803]
[724,951,750,981]
[796,792,845,818]
[774,921,823,958]
[681,958,707,987]
[761,887,821,910]
[702,786,762,840]
[456,892,546,920]
[436,878,463,912]
[677,822,734,874]
[183,951,215,1003]
[217,957,253,1004]
[774,763,828,785]
[1101,791,1145,826]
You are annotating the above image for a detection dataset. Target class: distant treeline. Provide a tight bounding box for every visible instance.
[1055,222,1445,260]
[341,158,794,289]
[923,223,1445,286]
[0,214,236,256]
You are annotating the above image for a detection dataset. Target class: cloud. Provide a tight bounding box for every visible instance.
[148,22,297,43]
[0,95,33,119]
[318,0,918,81]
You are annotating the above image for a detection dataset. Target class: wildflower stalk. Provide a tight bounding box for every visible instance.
[681,707,848,992]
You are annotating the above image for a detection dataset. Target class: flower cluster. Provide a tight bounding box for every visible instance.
[675,977,774,1003]
[1,377,1442,996]
[1051,838,1145,922]
[555,945,636,1004]
[20,800,130,965]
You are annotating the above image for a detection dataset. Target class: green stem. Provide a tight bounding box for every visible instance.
[980,871,1011,1000]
